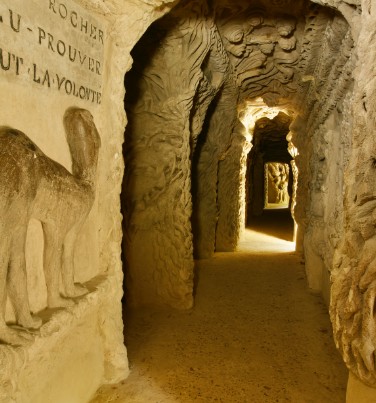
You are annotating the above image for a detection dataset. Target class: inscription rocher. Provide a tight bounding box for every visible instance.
[0,0,104,104]
[48,0,104,45]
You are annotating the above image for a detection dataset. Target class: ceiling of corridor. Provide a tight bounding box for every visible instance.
[214,0,353,112]
[253,112,292,162]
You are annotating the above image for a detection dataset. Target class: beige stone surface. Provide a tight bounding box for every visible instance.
[0,277,115,403]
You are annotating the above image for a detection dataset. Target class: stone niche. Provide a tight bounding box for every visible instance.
[265,162,290,207]
[0,0,177,401]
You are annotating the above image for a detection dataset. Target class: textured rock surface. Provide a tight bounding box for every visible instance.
[329,0,376,388]
[123,0,225,308]
[267,163,290,205]
[216,120,251,252]
[192,80,239,258]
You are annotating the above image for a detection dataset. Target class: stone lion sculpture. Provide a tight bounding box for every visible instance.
[0,107,101,345]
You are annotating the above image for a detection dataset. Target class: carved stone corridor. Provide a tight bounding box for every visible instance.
[91,209,347,402]
[3,0,376,401]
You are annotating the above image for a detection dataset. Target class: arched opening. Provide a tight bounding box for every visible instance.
[244,111,296,245]
[111,0,358,400]
[121,0,353,305]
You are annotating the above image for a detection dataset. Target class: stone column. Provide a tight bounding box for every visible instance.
[216,121,251,251]
[123,1,216,308]
[192,79,239,258]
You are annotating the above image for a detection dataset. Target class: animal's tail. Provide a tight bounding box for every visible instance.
[63,107,101,181]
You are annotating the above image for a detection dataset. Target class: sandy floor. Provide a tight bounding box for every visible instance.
[90,209,348,403]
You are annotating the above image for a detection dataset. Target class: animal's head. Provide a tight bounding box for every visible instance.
[63,107,101,177]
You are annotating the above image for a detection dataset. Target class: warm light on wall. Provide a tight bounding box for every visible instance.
[238,98,291,134]
[288,144,298,158]
[238,97,293,137]
[286,131,298,158]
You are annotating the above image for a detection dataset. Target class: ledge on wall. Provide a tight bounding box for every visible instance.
[0,275,127,403]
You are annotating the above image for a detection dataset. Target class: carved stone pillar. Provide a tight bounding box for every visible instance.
[216,121,252,251]
[192,79,239,258]
[124,1,216,308]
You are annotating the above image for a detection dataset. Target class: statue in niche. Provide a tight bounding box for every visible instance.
[0,107,101,345]
[268,163,289,204]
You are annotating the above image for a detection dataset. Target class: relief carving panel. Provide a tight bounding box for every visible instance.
[0,107,100,345]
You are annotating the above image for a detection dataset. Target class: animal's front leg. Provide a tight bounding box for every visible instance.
[7,225,42,329]
[42,222,74,308]
[62,220,88,298]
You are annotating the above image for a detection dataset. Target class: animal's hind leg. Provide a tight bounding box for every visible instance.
[62,221,88,298]
[42,222,74,308]
[0,234,33,345]
[7,225,42,329]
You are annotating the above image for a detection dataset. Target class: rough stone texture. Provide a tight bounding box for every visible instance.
[116,0,376,398]
[267,163,290,205]
[123,0,225,308]
[0,277,109,403]
[277,0,376,396]
[192,80,239,258]
[329,0,376,389]
[216,120,251,252]
[120,0,376,397]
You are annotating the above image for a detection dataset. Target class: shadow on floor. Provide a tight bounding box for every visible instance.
[247,207,294,242]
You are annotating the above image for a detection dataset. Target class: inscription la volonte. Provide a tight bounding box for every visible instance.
[0,48,101,103]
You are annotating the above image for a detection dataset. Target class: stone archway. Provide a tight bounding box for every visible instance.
[120,0,376,397]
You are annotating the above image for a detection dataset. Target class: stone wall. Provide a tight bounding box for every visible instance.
[123,0,229,307]
[216,120,251,252]
[192,79,239,258]
[329,0,376,391]
[291,0,376,397]
[0,0,178,401]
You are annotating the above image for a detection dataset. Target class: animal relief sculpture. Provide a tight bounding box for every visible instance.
[0,107,101,345]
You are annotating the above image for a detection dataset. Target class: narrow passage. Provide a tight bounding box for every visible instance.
[91,209,347,403]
